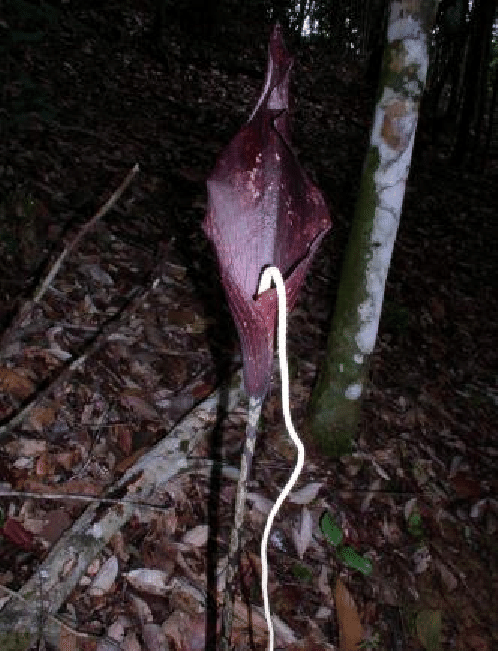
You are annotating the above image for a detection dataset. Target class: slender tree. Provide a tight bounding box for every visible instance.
[483,63,498,166]
[308,0,438,457]
[453,0,496,164]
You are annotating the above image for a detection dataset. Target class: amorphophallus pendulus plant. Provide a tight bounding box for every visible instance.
[203,23,331,649]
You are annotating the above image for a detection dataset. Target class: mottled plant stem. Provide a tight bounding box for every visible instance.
[220,395,264,651]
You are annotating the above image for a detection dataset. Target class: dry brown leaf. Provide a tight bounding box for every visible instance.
[0,367,35,398]
[232,597,268,643]
[435,559,458,592]
[33,477,103,497]
[450,473,482,499]
[286,635,336,651]
[335,578,363,651]
[129,592,153,624]
[116,425,133,455]
[40,509,72,544]
[28,405,57,433]
[5,436,47,457]
[110,531,130,563]
[55,449,81,472]
[120,390,160,420]
[58,624,77,651]
[0,518,34,550]
[459,626,491,651]
[35,451,53,477]
[162,610,208,651]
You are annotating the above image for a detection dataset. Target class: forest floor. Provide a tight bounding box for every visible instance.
[0,3,497,651]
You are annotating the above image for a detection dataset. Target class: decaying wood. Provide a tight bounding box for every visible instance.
[0,368,245,650]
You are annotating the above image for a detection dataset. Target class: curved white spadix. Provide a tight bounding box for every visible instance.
[257,266,305,651]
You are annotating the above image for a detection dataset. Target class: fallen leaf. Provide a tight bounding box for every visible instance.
[5,437,47,457]
[122,631,141,651]
[163,610,208,651]
[79,262,114,286]
[450,473,482,499]
[289,482,323,504]
[90,555,119,596]
[335,577,363,651]
[55,449,81,472]
[416,609,442,651]
[129,592,153,624]
[35,451,53,477]
[292,507,313,559]
[1,518,34,551]
[120,390,160,420]
[40,509,72,544]
[59,625,77,651]
[107,619,127,647]
[28,405,57,433]
[0,367,34,399]
[142,622,168,651]
[246,491,274,513]
[116,425,133,456]
[435,559,458,592]
[182,524,208,547]
[125,568,173,596]
[413,545,431,574]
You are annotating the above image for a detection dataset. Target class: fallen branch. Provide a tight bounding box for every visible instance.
[34,164,140,305]
[0,239,174,440]
[0,368,245,650]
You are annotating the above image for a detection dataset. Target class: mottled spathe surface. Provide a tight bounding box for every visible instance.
[204,23,331,399]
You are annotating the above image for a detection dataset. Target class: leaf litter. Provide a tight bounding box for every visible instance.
[0,4,496,651]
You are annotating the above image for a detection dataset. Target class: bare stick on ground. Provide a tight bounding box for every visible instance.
[220,395,264,650]
[1,163,139,352]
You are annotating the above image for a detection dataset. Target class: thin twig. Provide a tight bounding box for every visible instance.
[33,163,139,304]
[0,286,140,439]
[0,239,166,440]
[0,164,139,352]
[220,395,264,651]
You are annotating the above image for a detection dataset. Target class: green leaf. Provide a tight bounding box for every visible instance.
[320,512,343,547]
[336,546,373,576]
[291,563,313,581]
[407,509,424,538]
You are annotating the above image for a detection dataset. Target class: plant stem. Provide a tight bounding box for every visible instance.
[219,395,264,651]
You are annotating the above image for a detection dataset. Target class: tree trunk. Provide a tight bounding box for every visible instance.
[470,1,496,163]
[307,0,438,458]
[366,0,389,88]
[452,0,496,165]
[483,64,498,167]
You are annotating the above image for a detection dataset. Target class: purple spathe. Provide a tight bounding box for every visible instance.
[203,24,331,399]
